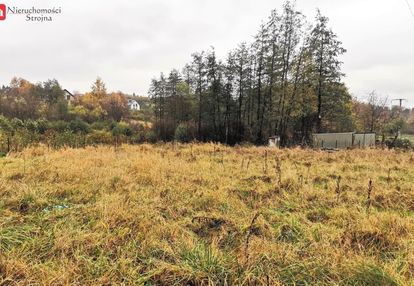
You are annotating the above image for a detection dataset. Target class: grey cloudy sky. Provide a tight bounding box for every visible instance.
[1,0,414,106]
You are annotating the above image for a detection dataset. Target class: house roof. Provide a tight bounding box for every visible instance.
[63,89,74,97]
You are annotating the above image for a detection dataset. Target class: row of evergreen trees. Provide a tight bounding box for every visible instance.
[149,2,354,146]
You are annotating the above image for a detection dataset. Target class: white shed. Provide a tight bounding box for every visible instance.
[313,132,354,149]
[353,133,376,147]
[128,99,140,111]
[268,136,280,148]
[313,132,376,149]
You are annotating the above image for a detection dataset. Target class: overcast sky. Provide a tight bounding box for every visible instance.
[1,0,414,106]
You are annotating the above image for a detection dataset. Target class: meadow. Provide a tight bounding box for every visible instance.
[0,144,413,285]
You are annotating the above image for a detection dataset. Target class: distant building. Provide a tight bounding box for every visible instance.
[313,132,376,149]
[128,99,140,111]
[63,89,75,102]
[268,136,280,147]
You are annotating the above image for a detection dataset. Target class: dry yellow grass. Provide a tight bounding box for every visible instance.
[0,144,414,285]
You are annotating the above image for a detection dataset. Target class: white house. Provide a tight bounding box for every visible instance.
[63,89,75,102]
[128,99,140,111]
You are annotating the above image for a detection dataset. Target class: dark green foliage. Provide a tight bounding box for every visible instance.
[49,120,69,133]
[145,130,158,143]
[386,138,413,149]
[90,121,107,130]
[111,122,133,137]
[34,119,49,134]
[174,124,191,143]
[69,119,90,134]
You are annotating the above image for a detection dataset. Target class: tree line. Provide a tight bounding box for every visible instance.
[0,77,154,154]
[149,2,354,146]
[0,77,136,122]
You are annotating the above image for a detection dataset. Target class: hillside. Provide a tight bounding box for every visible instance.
[1,144,414,285]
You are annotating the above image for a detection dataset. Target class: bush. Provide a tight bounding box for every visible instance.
[50,131,77,148]
[121,124,133,137]
[130,132,146,144]
[49,120,69,133]
[385,138,412,149]
[145,130,158,143]
[35,119,49,134]
[87,130,113,145]
[24,120,39,133]
[90,121,107,131]
[174,124,190,143]
[111,122,133,137]
[69,119,90,134]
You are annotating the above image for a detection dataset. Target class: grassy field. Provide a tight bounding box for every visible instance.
[0,144,414,285]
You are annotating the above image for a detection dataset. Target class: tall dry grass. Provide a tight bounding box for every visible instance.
[0,144,413,285]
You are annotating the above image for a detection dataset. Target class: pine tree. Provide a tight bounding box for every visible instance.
[308,10,346,132]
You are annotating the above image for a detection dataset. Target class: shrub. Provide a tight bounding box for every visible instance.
[87,130,113,145]
[175,124,190,143]
[49,120,69,132]
[145,130,158,143]
[90,121,107,131]
[385,138,412,149]
[35,119,50,134]
[69,119,90,134]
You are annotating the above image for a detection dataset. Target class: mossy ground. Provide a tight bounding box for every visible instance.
[0,144,413,285]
